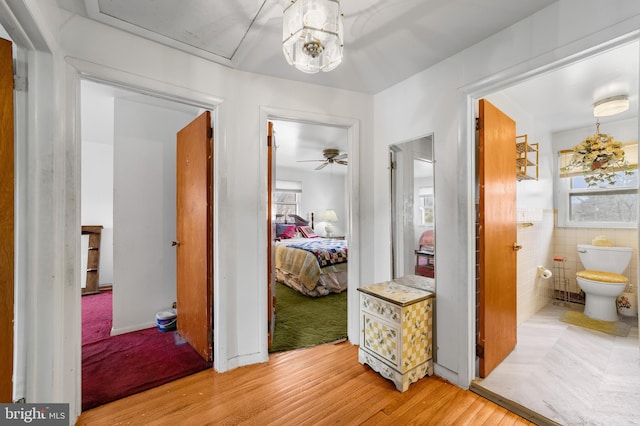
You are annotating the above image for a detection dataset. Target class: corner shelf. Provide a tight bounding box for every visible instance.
[516,134,538,181]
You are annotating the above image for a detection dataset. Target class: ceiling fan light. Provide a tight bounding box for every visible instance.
[282,0,343,74]
[593,95,630,117]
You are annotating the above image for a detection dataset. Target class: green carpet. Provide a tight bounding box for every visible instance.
[560,310,630,337]
[270,282,347,353]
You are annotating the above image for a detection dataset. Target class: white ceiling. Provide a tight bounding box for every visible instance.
[69,0,638,173]
[272,119,349,175]
[498,40,639,134]
[57,0,558,94]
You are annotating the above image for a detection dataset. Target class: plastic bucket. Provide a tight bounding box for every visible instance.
[156,308,177,332]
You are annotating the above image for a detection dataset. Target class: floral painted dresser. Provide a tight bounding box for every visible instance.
[357,279,434,392]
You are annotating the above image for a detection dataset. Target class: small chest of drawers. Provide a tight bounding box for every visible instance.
[358,280,434,392]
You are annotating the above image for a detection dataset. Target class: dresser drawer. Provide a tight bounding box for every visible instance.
[360,293,401,325]
[362,312,400,367]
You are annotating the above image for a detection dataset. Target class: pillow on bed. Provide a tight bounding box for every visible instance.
[276,224,296,239]
[299,226,318,238]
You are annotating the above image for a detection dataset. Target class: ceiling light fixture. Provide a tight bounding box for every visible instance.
[282,0,343,74]
[593,95,630,117]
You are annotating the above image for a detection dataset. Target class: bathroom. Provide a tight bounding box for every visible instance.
[474,40,640,425]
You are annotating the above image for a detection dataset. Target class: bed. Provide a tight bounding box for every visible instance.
[275,237,348,297]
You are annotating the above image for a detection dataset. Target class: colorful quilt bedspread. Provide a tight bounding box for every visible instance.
[286,239,348,267]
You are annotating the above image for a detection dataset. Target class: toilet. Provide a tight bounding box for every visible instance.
[576,244,632,321]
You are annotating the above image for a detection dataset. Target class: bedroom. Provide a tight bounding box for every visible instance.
[269,119,349,350]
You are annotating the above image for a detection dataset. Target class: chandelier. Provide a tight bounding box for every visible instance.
[282,0,344,73]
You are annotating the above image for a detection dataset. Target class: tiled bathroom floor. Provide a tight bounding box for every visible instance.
[473,303,640,426]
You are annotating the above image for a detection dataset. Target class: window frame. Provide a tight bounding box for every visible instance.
[274,180,302,222]
[557,171,638,228]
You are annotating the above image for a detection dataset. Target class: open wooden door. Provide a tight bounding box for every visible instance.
[267,121,276,348]
[176,111,213,362]
[477,99,518,378]
[0,37,14,402]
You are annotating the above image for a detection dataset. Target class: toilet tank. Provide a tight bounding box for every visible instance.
[577,244,633,273]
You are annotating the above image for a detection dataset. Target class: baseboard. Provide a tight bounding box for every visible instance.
[111,321,156,336]
[470,380,561,426]
[433,363,459,387]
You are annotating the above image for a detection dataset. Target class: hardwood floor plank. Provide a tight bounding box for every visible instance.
[77,342,533,425]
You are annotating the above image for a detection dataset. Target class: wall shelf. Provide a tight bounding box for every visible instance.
[516,134,538,181]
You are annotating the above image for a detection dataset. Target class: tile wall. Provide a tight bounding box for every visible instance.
[516,209,555,324]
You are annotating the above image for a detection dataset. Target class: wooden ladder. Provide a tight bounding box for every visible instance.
[82,225,103,295]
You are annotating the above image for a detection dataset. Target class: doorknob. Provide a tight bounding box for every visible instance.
[513,242,522,251]
[171,240,180,247]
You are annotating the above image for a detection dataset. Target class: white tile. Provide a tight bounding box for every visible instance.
[475,303,640,425]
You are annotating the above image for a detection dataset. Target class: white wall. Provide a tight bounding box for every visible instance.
[553,117,638,152]
[277,167,347,237]
[373,0,640,386]
[111,97,197,333]
[81,81,116,286]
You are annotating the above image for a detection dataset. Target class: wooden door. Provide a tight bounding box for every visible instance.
[176,111,213,362]
[267,122,276,348]
[0,37,14,402]
[478,99,517,378]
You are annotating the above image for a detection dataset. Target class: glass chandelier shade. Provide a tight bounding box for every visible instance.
[282,0,344,73]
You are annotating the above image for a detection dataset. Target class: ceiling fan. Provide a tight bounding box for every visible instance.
[298,148,348,170]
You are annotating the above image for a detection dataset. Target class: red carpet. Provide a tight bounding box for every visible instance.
[82,291,211,411]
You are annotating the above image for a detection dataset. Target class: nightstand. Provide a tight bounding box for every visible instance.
[358,280,434,392]
[321,235,345,240]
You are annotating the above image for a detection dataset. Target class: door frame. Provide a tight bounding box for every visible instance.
[259,107,360,352]
[65,58,223,394]
[459,32,640,386]
[0,2,55,406]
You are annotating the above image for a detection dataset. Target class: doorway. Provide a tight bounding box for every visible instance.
[268,119,349,352]
[262,108,360,354]
[470,39,640,424]
[80,80,213,409]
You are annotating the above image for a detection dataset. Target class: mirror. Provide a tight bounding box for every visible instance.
[390,135,435,280]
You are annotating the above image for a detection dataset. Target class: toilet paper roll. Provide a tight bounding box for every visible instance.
[537,266,552,279]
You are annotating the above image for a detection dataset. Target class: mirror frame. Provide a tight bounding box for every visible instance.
[389,134,435,280]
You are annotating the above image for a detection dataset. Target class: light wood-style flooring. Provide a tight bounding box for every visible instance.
[77,342,535,425]
[473,303,640,426]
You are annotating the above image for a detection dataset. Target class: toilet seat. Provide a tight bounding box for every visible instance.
[576,270,628,284]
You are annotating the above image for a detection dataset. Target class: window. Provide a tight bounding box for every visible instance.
[558,145,638,228]
[274,180,301,222]
[418,187,434,225]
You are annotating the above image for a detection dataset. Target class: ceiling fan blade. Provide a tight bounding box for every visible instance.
[335,160,348,165]
[315,162,329,170]
[334,153,347,160]
[296,159,325,163]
